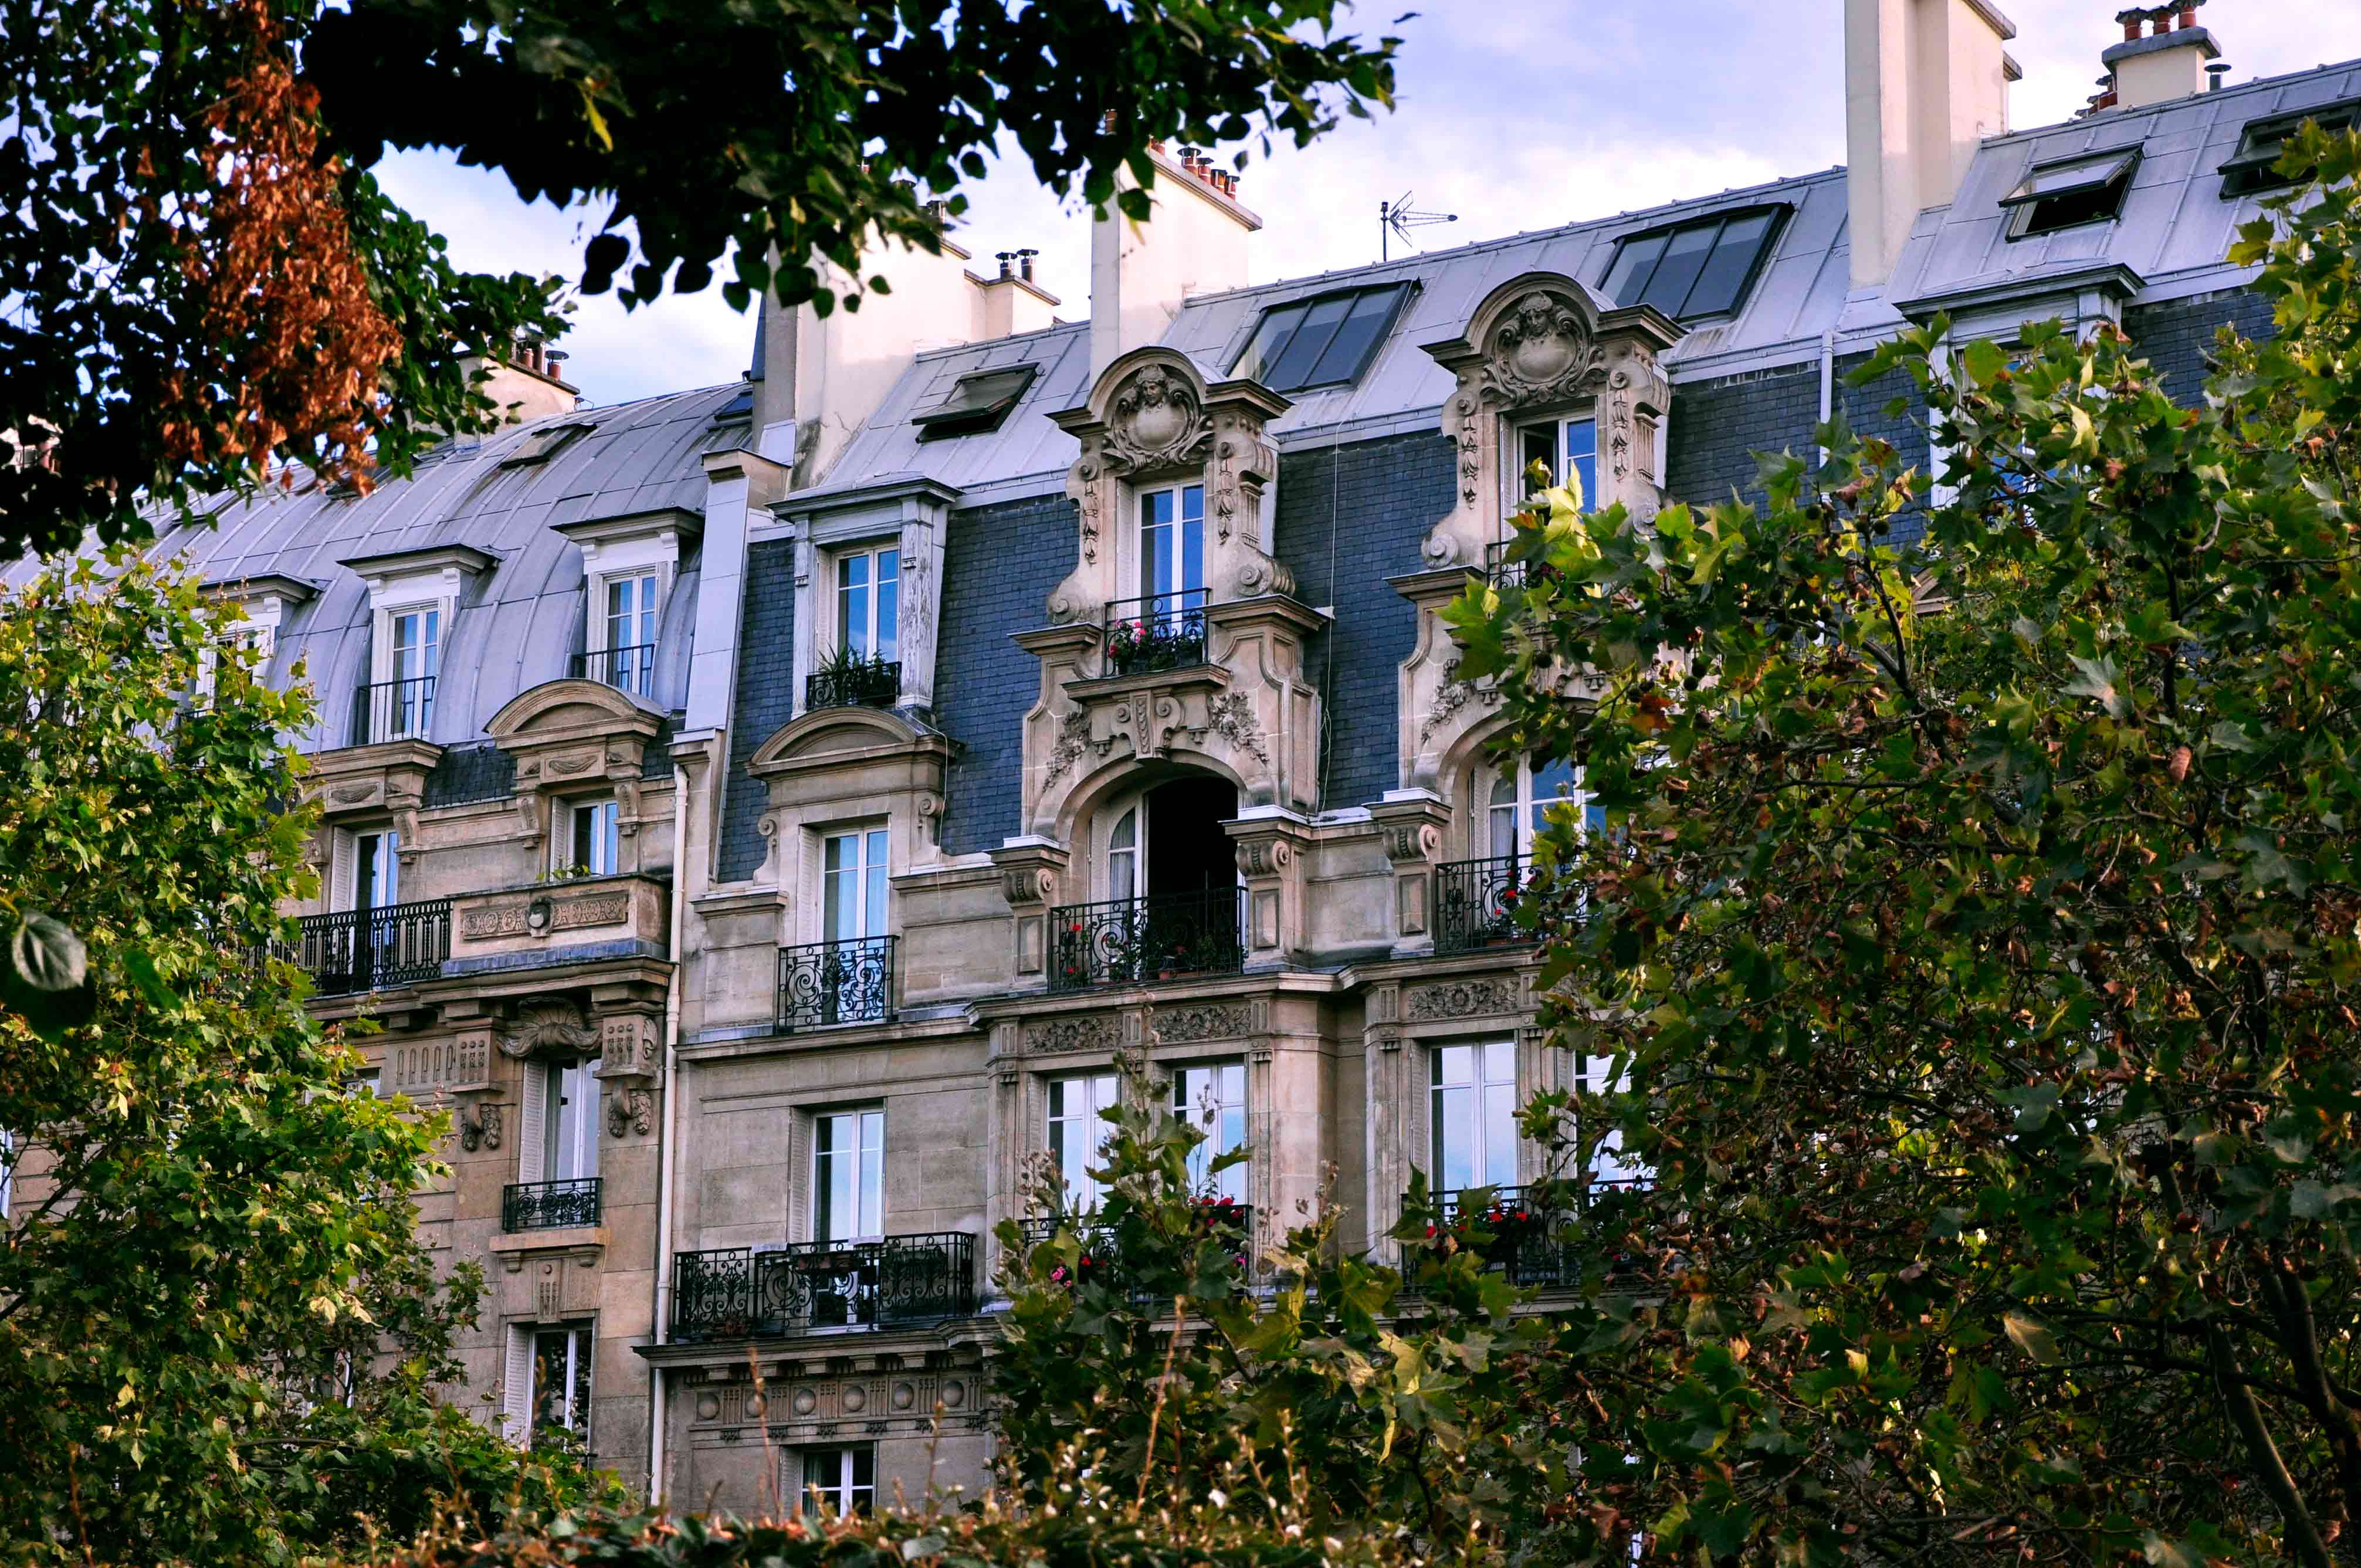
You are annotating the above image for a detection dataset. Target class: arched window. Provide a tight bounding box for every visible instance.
[1484,757,1601,861]
[1109,807,1139,903]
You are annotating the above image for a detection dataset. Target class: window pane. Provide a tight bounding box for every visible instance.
[1564,419,1598,509]
[864,829,889,939]
[1519,424,1556,492]
[1484,1082,1517,1188]
[1682,211,1775,317]
[1302,285,1402,387]
[875,550,899,661]
[1231,301,1305,383]
[1263,293,1354,391]
[1637,222,1717,317]
[1434,1083,1473,1191]
[1180,485,1204,597]
[1600,232,1668,307]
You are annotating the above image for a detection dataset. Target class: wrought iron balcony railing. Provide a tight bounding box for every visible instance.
[503,1177,603,1232]
[1415,1180,1652,1291]
[1434,854,1532,956]
[1102,590,1210,677]
[1015,1200,1254,1294]
[1048,886,1245,993]
[669,1232,977,1339]
[571,642,657,696]
[350,675,436,746]
[776,935,896,1033]
[1482,540,1560,590]
[804,656,902,712]
[280,899,452,994]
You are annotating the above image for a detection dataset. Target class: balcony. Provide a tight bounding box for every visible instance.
[1482,540,1558,591]
[1102,590,1210,678]
[1434,855,1532,956]
[1016,1200,1254,1295]
[1413,1181,1652,1291]
[571,642,657,696]
[504,1177,603,1233]
[776,935,896,1033]
[669,1233,977,1339]
[1048,887,1245,993]
[804,656,902,712]
[350,675,436,746]
[283,899,452,994]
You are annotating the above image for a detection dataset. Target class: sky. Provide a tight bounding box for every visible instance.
[371,1,2361,409]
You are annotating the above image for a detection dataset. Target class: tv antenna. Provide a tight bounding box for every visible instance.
[1380,192,1457,262]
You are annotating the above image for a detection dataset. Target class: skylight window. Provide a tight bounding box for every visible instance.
[912,364,1038,441]
[1599,205,1789,320]
[2218,97,2361,197]
[1230,282,1412,393]
[2001,149,2140,239]
[499,421,596,469]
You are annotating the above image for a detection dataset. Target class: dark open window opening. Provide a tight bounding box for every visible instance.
[1229,282,1414,394]
[1598,204,1790,321]
[2001,148,2140,239]
[1142,774,1238,903]
[2218,97,2361,197]
[911,363,1038,441]
[500,421,597,469]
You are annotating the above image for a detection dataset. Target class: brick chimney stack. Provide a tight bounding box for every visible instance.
[2102,1,2221,110]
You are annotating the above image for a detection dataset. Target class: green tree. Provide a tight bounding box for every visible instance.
[0,0,1397,560]
[1446,126,2361,1564]
[0,556,611,1565]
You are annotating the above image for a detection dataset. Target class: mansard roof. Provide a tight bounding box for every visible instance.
[104,381,740,751]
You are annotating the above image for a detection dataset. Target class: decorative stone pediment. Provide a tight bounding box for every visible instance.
[745,704,949,917]
[1044,348,1294,626]
[485,678,666,854]
[304,737,441,866]
[1417,272,1681,570]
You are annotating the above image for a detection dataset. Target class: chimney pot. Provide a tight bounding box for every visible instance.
[1017,248,1038,282]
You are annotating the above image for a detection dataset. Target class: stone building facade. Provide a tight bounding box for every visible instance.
[76,0,2360,1515]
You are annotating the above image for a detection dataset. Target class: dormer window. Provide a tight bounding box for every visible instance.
[911,364,1037,441]
[340,545,491,747]
[1230,282,1411,393]
[558,797,619,877]
[2003,149,2140,240]
[2219,98,2361,197]
[1600,205,1788,320]
[835,546,900,663]
[1513,416,1598,512]
[500,420,595,469]
[601,573,658,696]
[554,507,698,697]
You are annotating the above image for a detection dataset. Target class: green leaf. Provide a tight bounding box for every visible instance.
[11,911,87,991]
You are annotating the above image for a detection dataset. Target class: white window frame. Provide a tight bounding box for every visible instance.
[1508,412,1599,516]
[593,569,661,694]
[556,797,621,877]
[819,824,890,944]
[811,1106,885,1243]
[1430,1039,1519,1197]
[1483,758,1602,862]
[829,542,902,663]
[799,1445,876,1516]
[334,827,402,913]
[527,1321,594,1447]
[1172,1060,1247,1203]
[1046,1071,1121,1214]
[367,600,444,741]
[530,1056,600,1185]
[1135,481,1207,609]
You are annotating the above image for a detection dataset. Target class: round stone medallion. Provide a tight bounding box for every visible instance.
[791,1387,817,1416]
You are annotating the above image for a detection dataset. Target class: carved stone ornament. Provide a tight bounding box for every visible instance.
[1481,290,1607,407]
[1153,1003,1253,1045]
[605,1086,653,1139]
[1203,691,1269,766]
[459,1102,503,1152]
[1405,976,1523,1022]
[1045,707,1095,784]
[1102,364,1211,473]
[1025,1015,1119,1055]
[496,998,601,1060]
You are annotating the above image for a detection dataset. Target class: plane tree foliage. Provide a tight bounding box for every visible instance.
[0,0,1397,561]
[1443,127,2361,1566]
[0,557,615,1565]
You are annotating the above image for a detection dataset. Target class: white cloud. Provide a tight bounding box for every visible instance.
[370,1,2361,407]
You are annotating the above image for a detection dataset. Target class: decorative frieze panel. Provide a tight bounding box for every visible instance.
[459,890,630,942]
[1151,1001,1256,1045]
[1404,973,1526,1022]
[686,1363,988,1439]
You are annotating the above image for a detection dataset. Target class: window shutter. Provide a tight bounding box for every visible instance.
[330,829,358,913]
[516,1064,547,1184]
[501,1323,535,1445]
[787,1112,813,1244]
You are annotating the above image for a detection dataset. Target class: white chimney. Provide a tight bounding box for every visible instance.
[2103,5,2221,111]
[463,342,580,424]
[1089,143,1260,379]
[1845,0,2021,290]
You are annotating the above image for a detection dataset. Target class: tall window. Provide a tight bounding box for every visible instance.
[1138,484,1205,615]
[560,799,619,876]
[530,1323,593,1444]
[1487,760,1601,861]
[812,1108,885,1242]
[823,828,889,942]
[1108,807,1140,903]
[837,547,900,661]
[350,829,401,912]
[540,1058,599,1184]
[1431,1041,1517,1195]
[389,605,439,734]
[1516,417,1597,511]
[1047,1072,1120,1213]
[603,572,659,694]
[801,1446,875,1516]
[1576,1054,1648,1188]
[1173,1061,1246,1202]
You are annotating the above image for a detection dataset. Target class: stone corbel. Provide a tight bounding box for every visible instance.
[594,1007,662,1086]
[614,774,645,840]
[459,1101,504,1152]
[1225,810,1315,966]
[495,997,601,1061]
[605,1086,654,1139]
[1369,791,1451,953]
[990,838,1072,980]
